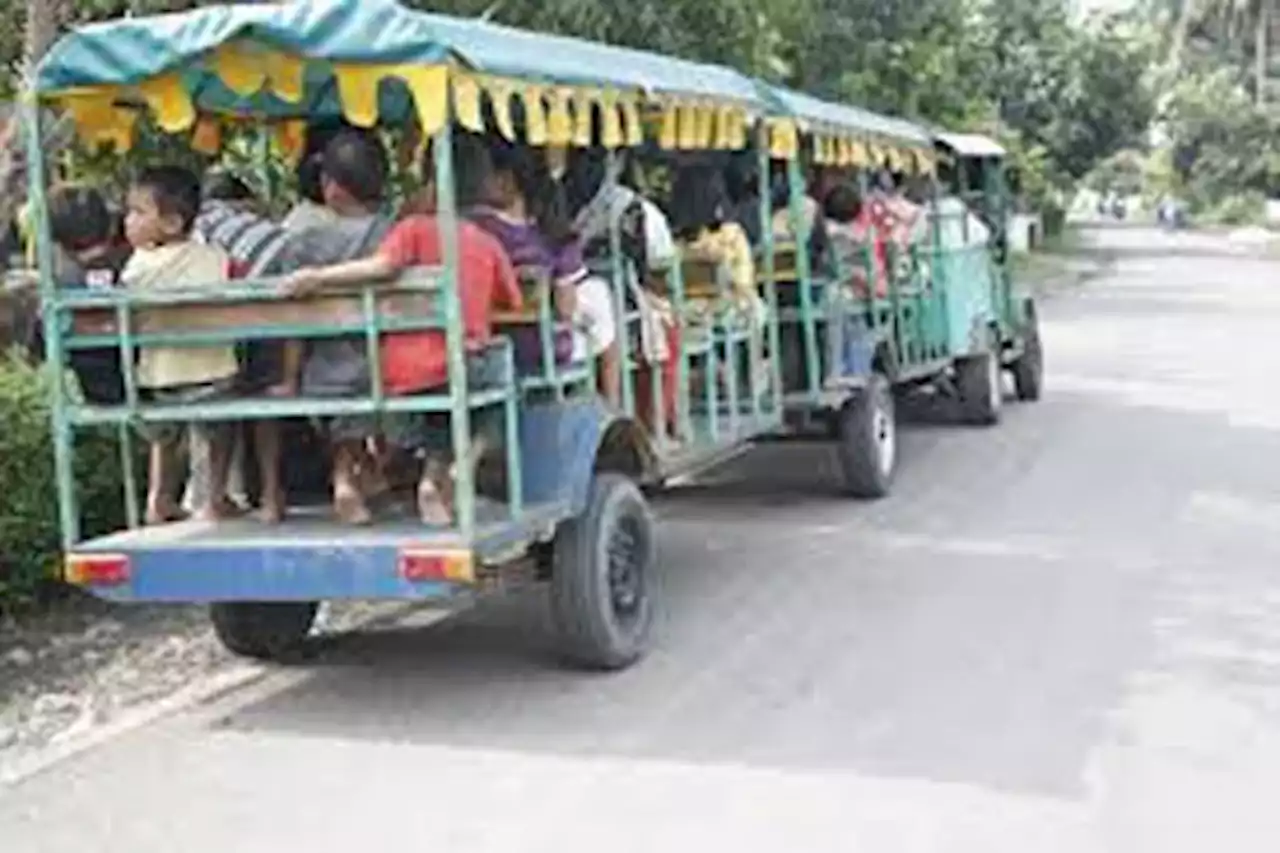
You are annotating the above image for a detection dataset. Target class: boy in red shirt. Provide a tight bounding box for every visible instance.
[285,169,522,525]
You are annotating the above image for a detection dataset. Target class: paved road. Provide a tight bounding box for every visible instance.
[6,226,1280,851]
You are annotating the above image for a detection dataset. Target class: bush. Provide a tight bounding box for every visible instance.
[1200,192,1267,226]
[0,354,130,610]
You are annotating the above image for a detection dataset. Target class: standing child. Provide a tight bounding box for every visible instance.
[122,166,239,525]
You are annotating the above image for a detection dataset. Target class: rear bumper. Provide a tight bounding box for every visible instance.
[67,544,463,603]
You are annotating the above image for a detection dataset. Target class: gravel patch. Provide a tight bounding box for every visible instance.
[0,595,412,775]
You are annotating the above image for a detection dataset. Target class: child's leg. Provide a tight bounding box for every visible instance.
[226,426,251,511]
[181,427,207,517]
[265,340,303,398]
[192,424,236,522]
[597,340,622,407]
[418,455,452,526]
[253,420,286,524]
[332,440,372,525]
[328,416,373,525]
[356,436,390,499]
[145,429,183,526]
[577,276,621,406]
[386,411,450,526]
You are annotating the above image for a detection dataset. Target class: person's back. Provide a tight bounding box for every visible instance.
[194,173,292,279]
[276,134,394,399]
[281,152,339,234]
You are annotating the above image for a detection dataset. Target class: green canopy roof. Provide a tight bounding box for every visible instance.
[34,0,761,106]
[760,85,932,146]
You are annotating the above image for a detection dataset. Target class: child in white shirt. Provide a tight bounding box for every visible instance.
[121,166,238,525]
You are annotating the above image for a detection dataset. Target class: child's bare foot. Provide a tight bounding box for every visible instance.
[416,477,453,526]
[193,497,241,523]
[256,490,287,525]
[263,381,298,399]
[333,482,373,526]
[144,501,186,526]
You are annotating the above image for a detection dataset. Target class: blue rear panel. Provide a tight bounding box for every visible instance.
[70,500,570,604]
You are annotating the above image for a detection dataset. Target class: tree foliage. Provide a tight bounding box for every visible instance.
[1131,1,1280,217]
[0,0,1157,214]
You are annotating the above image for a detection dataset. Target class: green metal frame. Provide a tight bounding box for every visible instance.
[29,96,538,550]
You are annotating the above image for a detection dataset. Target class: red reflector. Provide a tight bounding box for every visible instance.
[398,550,474,584]
[65,554,131,587]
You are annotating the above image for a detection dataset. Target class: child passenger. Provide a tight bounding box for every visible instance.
[285,147,523,526]
[468,144,621,406]
[122,166,239,525]
[43,186,132,405]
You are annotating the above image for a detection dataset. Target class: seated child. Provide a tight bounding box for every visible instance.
[42,186,132,405]
[469,144,620,404]
[824,182,887,298]
[122,166,239,525]
[285,157,523,526]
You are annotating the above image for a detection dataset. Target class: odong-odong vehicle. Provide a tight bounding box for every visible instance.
[28,0,1044,672]
[741,96,1044,498]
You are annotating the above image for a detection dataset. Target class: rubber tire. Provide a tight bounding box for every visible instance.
[210,601,318,662]
[550,473,656,671]
[836,374,896,499]
[1012,305,1044,402]
[957,345,1003,427]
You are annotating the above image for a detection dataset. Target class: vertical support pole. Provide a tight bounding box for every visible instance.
[501,339,522,520]
[604,149,635,416]
[117,424,140,530]
[785,156,819,400]
[671,261,692,441]
[433,121,475,539]
[757,132,782,416]
[928,162,949,359]
[537,277,564,402]
[25,100,79,548]
[116,303,141,529]
[362,287,383,409]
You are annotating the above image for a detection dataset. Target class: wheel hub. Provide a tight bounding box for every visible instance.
[606,515,644,618]
[873,399,896,477]
[987,353,1001,412]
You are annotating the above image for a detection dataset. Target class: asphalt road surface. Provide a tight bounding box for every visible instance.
[5,226,1280,851]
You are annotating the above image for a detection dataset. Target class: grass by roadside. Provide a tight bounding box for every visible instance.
[1012,227,1103,296]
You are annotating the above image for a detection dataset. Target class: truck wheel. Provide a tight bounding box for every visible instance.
[210,601,318,662]
[550,473,656,671]
[957,342,1003,426]
[1012,304,1044,402]
[836,374,896,499]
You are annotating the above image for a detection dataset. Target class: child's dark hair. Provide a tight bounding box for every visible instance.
[823,182,863,223]
[203,171,256,204]
[669,164,729,238]
[295,154,325,205]
[490,143,576,247]
[48,186,114,252]
[321,129,388,206]
[133,165,202,234]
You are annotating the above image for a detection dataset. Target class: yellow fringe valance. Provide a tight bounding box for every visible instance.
[46,42,755,157]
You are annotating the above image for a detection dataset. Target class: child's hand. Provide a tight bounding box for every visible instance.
[283,269,322,297]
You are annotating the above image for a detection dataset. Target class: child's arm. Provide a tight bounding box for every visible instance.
[284,254,397,297]
[492,246,523,312]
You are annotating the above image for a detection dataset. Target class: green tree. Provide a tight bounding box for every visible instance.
[984,1,1156,183]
